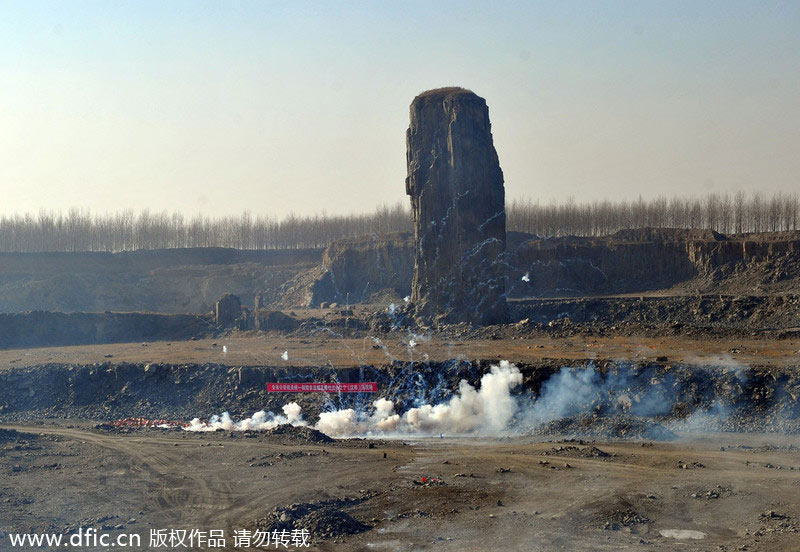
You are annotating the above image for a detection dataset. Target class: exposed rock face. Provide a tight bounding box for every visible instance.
[275,233,414,308]
[215,293,241,327]
[274,229,800,305]
[512,229,800,297]
[406,88,507,324]
[253,309,299,332]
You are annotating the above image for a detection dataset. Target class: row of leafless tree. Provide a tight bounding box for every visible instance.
[0,204,412,252]
[508,192,800,238]
[0,192,797,252]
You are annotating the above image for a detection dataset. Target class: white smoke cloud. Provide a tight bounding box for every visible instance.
[185,402,305,432]
[315,397,401,436]
[519,368,589,426]
[517,362,749,431]
[401,361,522,434]
[671,401,731,432]
[182,361,751,438]
[184,362,522,437]
[316,362,522,436]
[517,366,674,428]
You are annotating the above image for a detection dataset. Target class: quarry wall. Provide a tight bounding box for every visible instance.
[287,229,800,305]
[0,247,322,314]
[0,311,211,349]
[1,232,799,315]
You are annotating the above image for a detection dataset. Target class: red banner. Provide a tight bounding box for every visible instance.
[267,382,378,393]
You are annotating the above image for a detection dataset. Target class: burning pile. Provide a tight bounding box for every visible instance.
[108,417,188,429]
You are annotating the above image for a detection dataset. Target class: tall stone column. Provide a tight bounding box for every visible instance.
[405,87,507,325]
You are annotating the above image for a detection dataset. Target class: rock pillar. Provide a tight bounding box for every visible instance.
[405,87,506,324]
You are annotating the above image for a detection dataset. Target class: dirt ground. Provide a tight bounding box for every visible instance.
[2,333,799,370]
[2,422,800,551]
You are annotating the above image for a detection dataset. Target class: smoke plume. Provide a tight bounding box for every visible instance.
[185,402,305,432]
[182,359,754,438]
[185,362,522,437]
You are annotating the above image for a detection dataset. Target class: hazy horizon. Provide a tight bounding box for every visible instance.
[2,1,798,218]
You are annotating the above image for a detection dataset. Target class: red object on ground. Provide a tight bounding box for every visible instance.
[267,382,378,393]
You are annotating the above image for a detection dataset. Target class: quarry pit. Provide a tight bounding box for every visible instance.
[2,331,800,551]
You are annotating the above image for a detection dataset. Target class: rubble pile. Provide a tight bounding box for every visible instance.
[255,497,370,542]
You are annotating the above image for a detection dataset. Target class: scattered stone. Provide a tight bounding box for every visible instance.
[677,461,706,470]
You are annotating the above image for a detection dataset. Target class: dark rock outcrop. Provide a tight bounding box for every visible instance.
[405,88,507,324]
[215,294,242,327]
[253,310,299,332]
[321,233,414,303]
[511,229,800,297]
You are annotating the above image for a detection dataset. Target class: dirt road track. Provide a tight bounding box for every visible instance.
[2,424,411,535]
[4,423,800,551]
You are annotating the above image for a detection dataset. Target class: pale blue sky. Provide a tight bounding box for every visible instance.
[1,1,798,217]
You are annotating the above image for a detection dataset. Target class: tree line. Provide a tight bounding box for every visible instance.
[0,192,797,252]
[507,191,799,238]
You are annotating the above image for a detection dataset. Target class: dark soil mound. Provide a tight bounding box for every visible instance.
[0,428,23,443]
[256,497,369,541]
[542,445,613,459]
[262,424,334,444]
[602,508,651,530]
[294,508,369,539]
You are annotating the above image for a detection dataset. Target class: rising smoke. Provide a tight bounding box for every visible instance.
[184,359,752,438]
[185,402,305,432]
[186,361,523,437]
